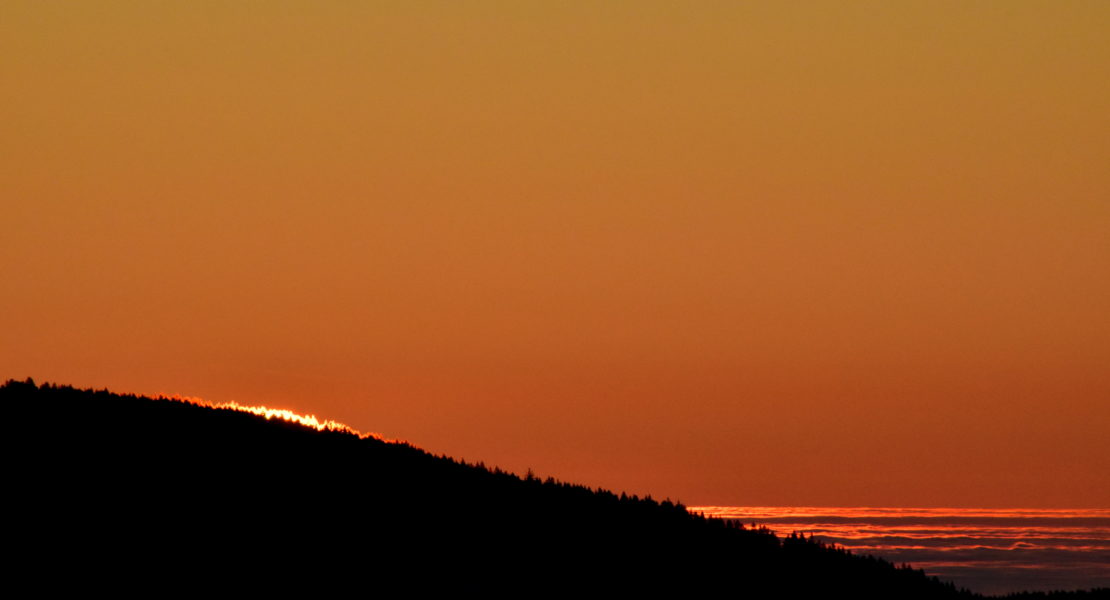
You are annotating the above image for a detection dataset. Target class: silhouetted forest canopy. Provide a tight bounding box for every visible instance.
[3,379,1106,597]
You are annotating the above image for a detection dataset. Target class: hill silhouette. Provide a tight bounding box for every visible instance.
[2,378,1103,597]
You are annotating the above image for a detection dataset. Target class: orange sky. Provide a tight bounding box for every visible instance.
[3,1,1108,508]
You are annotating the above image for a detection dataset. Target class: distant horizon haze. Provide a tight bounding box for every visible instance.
[694,506,1110,594]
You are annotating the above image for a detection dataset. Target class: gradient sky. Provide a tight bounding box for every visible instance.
[3,1,1108,508]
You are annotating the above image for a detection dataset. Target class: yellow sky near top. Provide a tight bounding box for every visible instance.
[2,1,1108,507]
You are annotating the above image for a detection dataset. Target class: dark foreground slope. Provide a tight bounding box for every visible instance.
[0,380,999,596]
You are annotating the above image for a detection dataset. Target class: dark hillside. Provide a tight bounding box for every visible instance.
[3,378,976,596]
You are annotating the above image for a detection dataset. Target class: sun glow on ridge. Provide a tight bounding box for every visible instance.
[164,394,396,441]
[212,401,355,433]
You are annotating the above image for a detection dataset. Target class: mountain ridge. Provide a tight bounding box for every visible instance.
[2,378,1100,597]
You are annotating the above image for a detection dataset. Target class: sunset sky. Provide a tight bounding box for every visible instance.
[3,1,1108,508]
